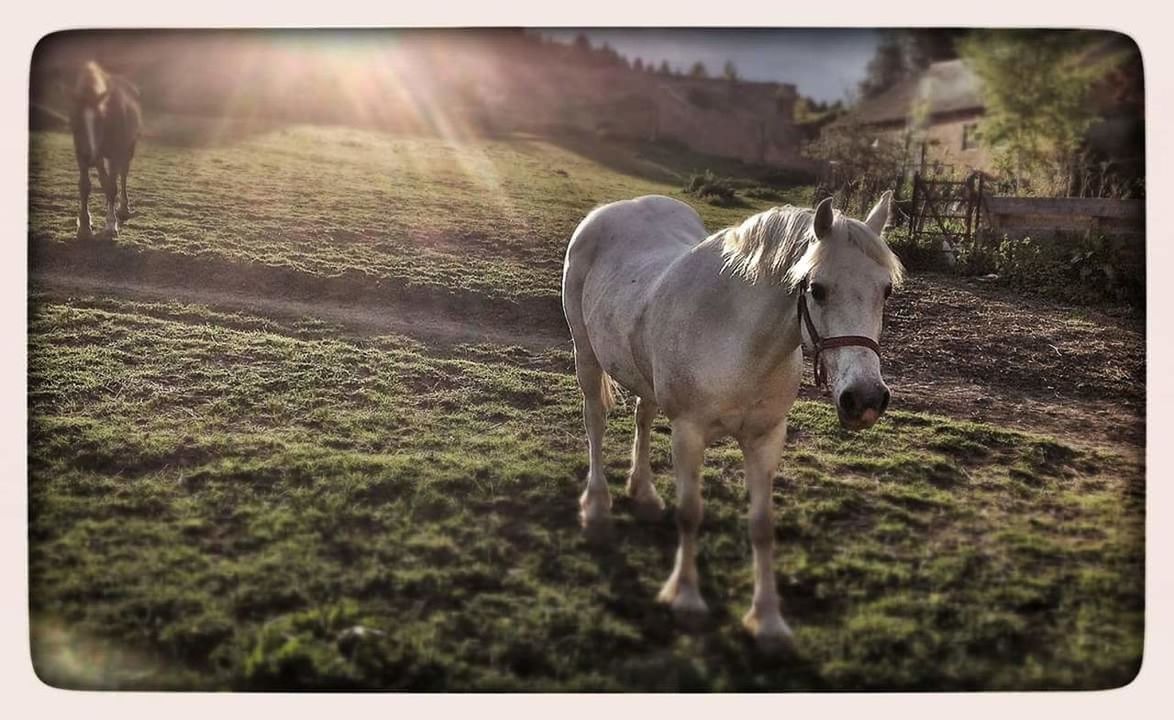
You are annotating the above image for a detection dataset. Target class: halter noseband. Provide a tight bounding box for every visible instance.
[797,279,882,390]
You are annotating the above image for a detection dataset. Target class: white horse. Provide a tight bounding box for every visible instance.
[561,193,904,650]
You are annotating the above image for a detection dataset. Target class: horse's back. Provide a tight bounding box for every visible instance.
[563,195,707,397]
[566,195,703,266]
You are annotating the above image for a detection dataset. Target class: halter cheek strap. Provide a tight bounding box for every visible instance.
[797,282,882,390]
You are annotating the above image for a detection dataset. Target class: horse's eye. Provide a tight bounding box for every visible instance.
[810,283,827,303]
[884,284,892,299]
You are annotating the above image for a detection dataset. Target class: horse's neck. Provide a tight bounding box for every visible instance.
[739,274,803,362]
[686,240,804,361]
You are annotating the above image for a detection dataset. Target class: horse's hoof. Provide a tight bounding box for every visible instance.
[669,600,709,632]
[743,610,795,655]
[116,208,132,222]
[658,580,709,628]
[579,487,611,527]
[580,516,613,545]
[630,494,666,522]
[752,630,795,656]
[626,476,665,521]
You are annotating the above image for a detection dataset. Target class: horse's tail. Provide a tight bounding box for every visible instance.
[600,371,617,413]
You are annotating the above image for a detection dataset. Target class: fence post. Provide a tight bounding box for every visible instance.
[910,171,920,236]
[976,173,985,234]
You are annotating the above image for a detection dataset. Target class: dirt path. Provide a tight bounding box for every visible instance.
[31,252,1145,454]
[31,269,571,352]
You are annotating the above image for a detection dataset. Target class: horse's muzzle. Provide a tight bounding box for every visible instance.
[836,382,891,430]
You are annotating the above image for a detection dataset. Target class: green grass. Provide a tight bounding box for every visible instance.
[29,296,1144,691]
[29,124,796,301]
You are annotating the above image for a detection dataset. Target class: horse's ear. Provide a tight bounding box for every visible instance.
[865,190,893,235]
[813,196,835,240]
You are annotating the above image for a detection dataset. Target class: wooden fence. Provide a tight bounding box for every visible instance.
[984,196,1145,238]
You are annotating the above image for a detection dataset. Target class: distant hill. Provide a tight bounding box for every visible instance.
[32,29,812,169]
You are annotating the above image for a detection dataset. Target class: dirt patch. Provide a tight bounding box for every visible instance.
[878,274,1144,446]
[30,236,564,342]
[30,242,1144,450]
[31,271,569,354]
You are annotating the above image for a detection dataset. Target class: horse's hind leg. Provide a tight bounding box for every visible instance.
[657,420,708,620]
[574,348,612,529]
[75,164,94,240]
[626,397,665,519]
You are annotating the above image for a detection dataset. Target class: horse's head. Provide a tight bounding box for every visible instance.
[70,61,109,110]
[792,193,904,431]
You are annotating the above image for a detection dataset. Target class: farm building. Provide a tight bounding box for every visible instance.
[826,59,990,171]
[824,39,1144,180]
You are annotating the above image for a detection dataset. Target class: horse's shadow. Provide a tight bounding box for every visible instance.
[574,494,829,691]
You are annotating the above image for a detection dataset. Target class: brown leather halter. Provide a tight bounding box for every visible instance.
[797,279,882,390]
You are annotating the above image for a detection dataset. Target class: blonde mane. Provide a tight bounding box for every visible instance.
[73,61,108,105]
[717,205,905,290]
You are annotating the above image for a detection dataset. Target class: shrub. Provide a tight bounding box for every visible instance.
[891,226,1142,308]
[683,170,739,206]
[743,186,787,201]
[761,167,819,188]
[885,228,956,274]
[982,232,1144,307]
[740,184,815,207]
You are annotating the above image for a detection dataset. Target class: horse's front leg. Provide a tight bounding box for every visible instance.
[737,420,793,651]
[657,420,707,620]
[96,160,118,237]
[116,167,132,221]
[76,165,94,240]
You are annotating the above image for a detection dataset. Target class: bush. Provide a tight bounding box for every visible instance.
[885,228,956,274]
[891,227,1143,308]
[743,185,787,201]
[761,167,819,188]
[683,170,739,206]
[980,232,1144,307]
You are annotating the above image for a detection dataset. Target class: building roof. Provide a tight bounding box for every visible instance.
[835,59,984,128]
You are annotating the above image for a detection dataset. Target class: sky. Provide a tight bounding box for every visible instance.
[540,29,882,103]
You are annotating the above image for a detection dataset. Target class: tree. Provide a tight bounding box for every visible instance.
[599,42,621,66]
[858,33,908,100]
[722,60,739,83]
[633,57,644,72]
[658,60,672,75]
[689,61,708,79]
[958,30,1115,194]
[573,32,591,54]
[857,30,970,100]
[804,129,908,216]
[903,29,966,69]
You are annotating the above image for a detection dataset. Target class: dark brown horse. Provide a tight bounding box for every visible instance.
[69,61,141,239]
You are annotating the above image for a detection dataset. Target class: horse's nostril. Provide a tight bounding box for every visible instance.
[879,388,891,414]
[839,389,859,415]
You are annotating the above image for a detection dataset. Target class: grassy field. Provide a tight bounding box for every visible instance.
[30,122,798,301]
[27,122,1144,691]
